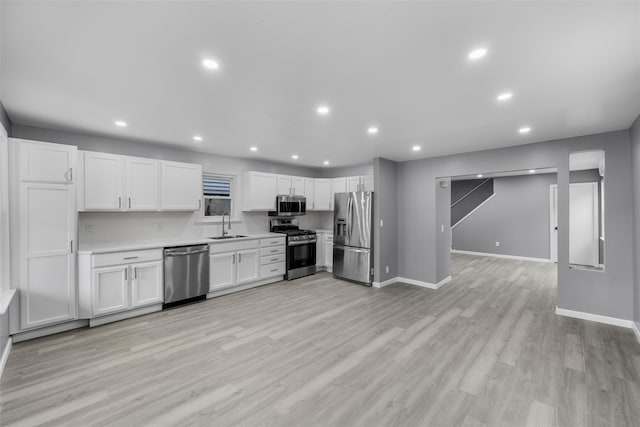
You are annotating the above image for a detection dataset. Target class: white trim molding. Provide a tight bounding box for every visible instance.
[556,307,635,329]
[374,276,451,290]
[633,321,640,344]
[0,337,11,379]
[451,249,552,264]
[372,278,398,288]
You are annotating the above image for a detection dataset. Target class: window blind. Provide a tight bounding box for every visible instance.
[203,176,231,197]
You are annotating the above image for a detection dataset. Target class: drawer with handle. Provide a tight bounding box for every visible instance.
[260,253,286,266]
[260,262,285,278]
[93,249,163,268]
[260,245,285,256]
[260,237,286,248]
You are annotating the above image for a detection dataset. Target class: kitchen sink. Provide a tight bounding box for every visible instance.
[208,235,247,240]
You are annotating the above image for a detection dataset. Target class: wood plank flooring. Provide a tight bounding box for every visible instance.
[2,253,640,426]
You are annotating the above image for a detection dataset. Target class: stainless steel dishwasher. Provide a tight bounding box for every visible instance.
[164,244,209,306]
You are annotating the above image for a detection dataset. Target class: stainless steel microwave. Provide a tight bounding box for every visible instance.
[273,195,306,216]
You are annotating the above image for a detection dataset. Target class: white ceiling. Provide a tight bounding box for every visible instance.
[1,1,639,168]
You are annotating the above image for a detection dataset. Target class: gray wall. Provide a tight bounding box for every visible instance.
[0,101,11,135]
[373,158,398,283]
[395,130,634,321]
[631,114,640,328]
[453,173,558,259]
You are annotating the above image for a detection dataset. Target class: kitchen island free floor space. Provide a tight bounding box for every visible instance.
[2,254,640,426]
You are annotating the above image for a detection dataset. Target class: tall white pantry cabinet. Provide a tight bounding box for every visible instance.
[9,139,78,333]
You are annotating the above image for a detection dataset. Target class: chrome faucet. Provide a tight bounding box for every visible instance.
[221,211,230,237]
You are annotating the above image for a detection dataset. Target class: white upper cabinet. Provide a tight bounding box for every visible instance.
[330,178,347,210]
[291,176,305,196]
[17,139,76,184]
[304,178,315,209]
[243,171,277,211]
[347,176,360,192]
[362,175,374,191]
[276,175,292,195]
[313,179,331,211]
[126,157,159,210]
[79,151,201,212]
[347,175,375,192]
[160,161,202,211]
[82,151,125,210]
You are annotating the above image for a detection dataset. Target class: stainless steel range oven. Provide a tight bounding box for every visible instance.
[270,218,316,280]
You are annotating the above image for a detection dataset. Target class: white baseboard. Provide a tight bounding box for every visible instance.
[633,321,640,344]
[207,276,283,299]
[374,275,451,290]
[89,304,162,327]
[555,307,634,329]
[0,337,11,379]
[372,277,397,288]
[451,249,552,263]
[13,319,89,343]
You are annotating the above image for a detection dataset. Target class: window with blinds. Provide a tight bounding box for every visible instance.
[202,174,233,217]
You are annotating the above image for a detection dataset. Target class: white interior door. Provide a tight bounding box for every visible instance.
[569,182,599,267]
[550,183,599,266]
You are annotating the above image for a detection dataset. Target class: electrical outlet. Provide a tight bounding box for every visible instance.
[380,219,384,227]
[85,225,94,233]
[385,266,389,274]
[496,241,500,247]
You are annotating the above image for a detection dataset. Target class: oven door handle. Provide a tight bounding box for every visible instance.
[288,239,316,246]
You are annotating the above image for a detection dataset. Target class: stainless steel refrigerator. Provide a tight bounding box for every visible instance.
[333,191,373,285]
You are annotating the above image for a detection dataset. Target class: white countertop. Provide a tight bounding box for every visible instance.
[78,233,284,254]
[312,229,333,234]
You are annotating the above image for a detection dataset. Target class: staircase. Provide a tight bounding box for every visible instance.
[451,178,494,227]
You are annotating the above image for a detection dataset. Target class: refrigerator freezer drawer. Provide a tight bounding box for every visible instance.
[333,245,372,285]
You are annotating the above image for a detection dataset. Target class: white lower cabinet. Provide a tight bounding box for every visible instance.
[209,241,261,292]
[324,234,334,271]
[79,249,163,322]
[93,265,129,316]
[237,249,259,284]
[210,237,285,293]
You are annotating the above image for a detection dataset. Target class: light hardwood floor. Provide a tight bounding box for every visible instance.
[2,253,640,426]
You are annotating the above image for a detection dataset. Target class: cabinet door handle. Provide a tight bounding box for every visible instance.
[118,197,122,208]
[123,256,138,260]
[271,268,278,272]
[232,254,236,264]
[238,253,242,263]
[198,199,201,209]
[125,268,128,280]
[70,240,73,253]
[128,197,131,208]
[271,258,278,262]
[133,267,137,279]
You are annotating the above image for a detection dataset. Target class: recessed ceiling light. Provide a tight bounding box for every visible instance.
[316,105,330,115]
[519,126,531,134]
[193,135,203,142]
[202,59,220,70]
[323,160,330,165]
[250,146,258,152]
[468,48,487,60]
[497,92,513,101]
[291,154,299,160]
[477,174,483,178]
[529,169,536,174]
[412,145,421,152]
[367,127,379,135]
[114,120,127,127]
